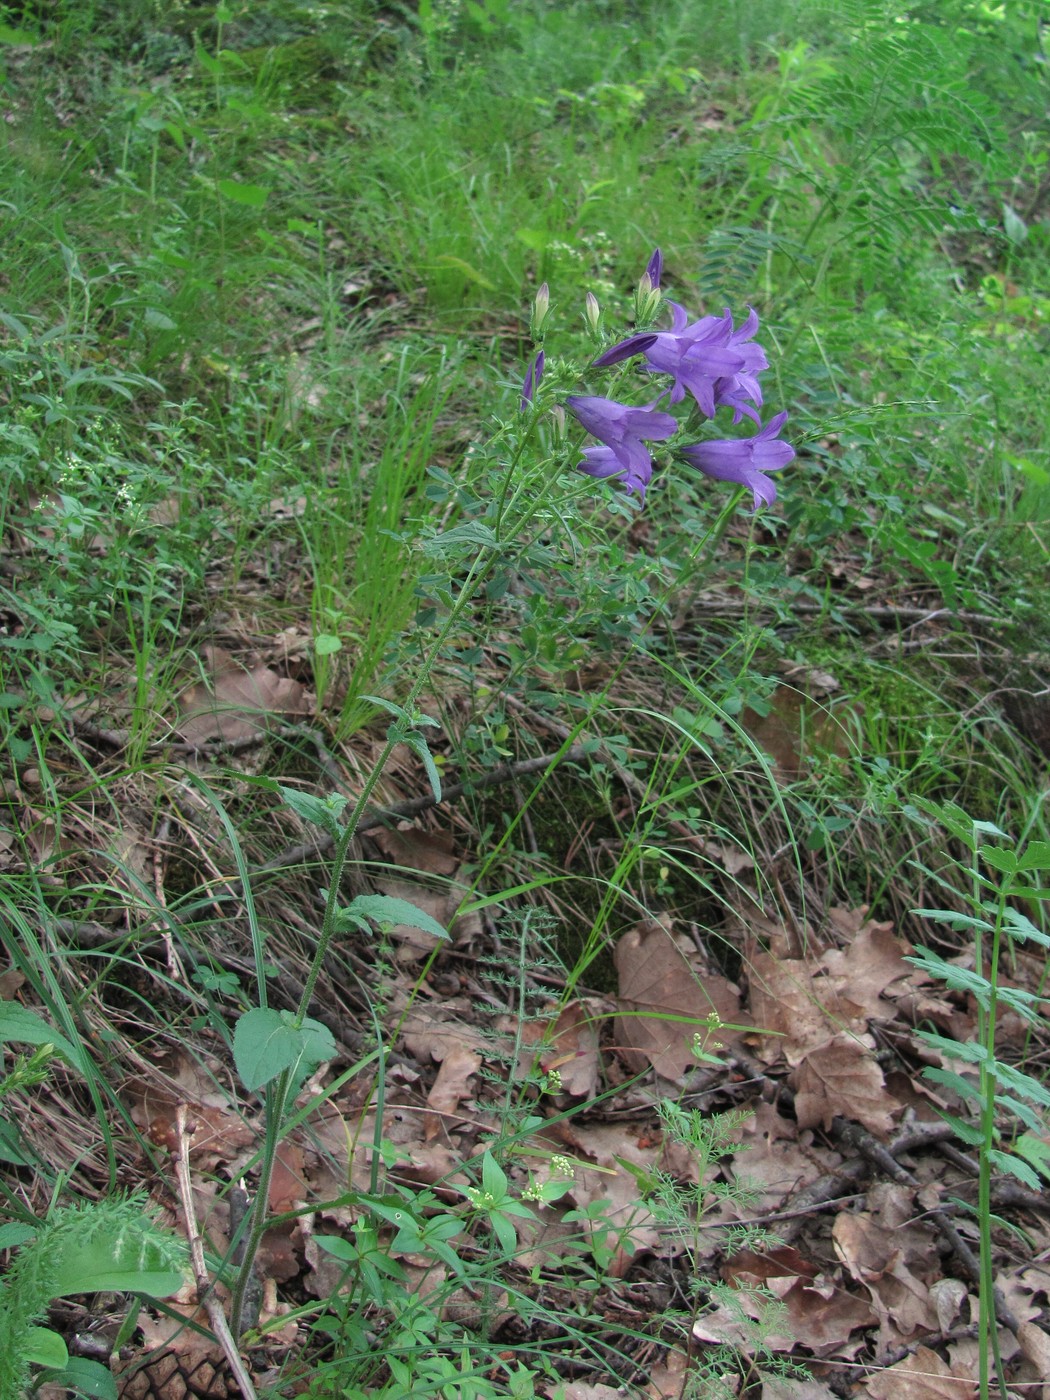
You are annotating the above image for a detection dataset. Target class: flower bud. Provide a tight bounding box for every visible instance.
[530,282,550,339]
[583,291,601,337]
[520,350,544,411]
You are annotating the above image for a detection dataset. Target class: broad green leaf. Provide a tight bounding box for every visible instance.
[217,179,271,208]
[26,1326,68,1369]
[0,1221,36,1248]
[49,1223,185,1300]
[314,633,343,656]
[234,1007,302,1090]
[1019,841,1050,872]
[981,846,1018,875]
[340,894,449,942]
[46,1357,117,1399]
[481,1151,509,1200]
[0,1000,84,1073]
[0,25,39,45]
[234,1007,335,1091]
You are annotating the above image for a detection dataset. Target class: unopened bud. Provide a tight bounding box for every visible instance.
[521,350,544,412]
[531,282,550,339]
[583,291,601,337]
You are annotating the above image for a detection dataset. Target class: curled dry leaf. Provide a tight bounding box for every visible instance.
[176,646,310,746]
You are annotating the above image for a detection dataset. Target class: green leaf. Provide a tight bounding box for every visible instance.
[1014,1133,1050,1181]
[0,1000,84,1073]
[403,729,442,803]
[981,846,1018,875]
[339,894,449,942]
[0,1221,36,1248]
[50,1231,184,1299]
[988,1148,1040,1191]
[314,633,343,656]
[26,1326,68,1370]
[490,1210,518,1256]
[1019,841,1050,872]
[433,254,495,289]
[0,24,39,44]
[44,1356,118,1399]
[1002,907,1050,947]
[234,1007,321,1091]
[422,521,499,556]
[278,785,347,839]
[481,1151,509,1200]
[216,179,271,208]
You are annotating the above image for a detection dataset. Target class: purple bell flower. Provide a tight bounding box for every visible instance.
[566,394,677,502]
[679,411,796,510]
[594,303,769,421]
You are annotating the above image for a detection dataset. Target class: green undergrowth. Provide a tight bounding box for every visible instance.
[1,0,1048,1396]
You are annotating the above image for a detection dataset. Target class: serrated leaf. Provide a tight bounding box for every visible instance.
[341,894,449,941]
[981,846,1018,875]
[923,1066,982,1105]
[1019,841,1050,872]
[1014,1133,1050,1181]
[989,1148,1040,1191]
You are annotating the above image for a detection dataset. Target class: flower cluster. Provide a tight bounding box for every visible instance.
[525,251,795,509]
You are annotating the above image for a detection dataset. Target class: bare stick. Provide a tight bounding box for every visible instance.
[174,1104,259,1400]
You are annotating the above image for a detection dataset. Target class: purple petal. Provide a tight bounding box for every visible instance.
[592,334,658,369]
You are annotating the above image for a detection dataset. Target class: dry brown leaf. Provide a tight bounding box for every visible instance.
[646,1347,690,1399]
[790,1033,900,1135]
[424,1044,481,1140]
[176,646,310,745]
[860,1345,976,1398]
[746,949,831,1064]
[539,999,602,1098]
[761,1379,840,1399]
[1017,1320,1050,1383]
[833,1196,939,1349]
[371,825,482,959]
[615,917,740,1080]
[126,1053,254,1165]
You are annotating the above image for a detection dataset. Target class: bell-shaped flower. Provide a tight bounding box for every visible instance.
[567,394,677,502]
[594,302,770,422]
[678,411,795,510]
[594,302,745,417]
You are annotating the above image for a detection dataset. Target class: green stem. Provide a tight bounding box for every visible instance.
[230,552,490,1334]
